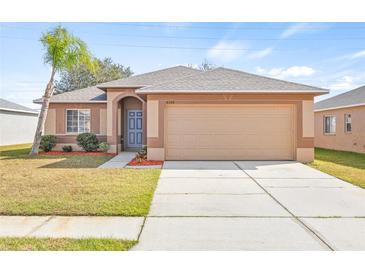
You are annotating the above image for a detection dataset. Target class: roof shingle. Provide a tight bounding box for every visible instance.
[34,66,328,104]
[97,65,202,89]
[314,86,365,111]
[0,98,38,114]
[139,67,327,92]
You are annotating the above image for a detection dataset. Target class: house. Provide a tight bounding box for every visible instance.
[0,98,39,145]
[314,86,365,154]
[34,66,328,162]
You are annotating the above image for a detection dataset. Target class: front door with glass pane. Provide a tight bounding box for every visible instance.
[127,109,143,148]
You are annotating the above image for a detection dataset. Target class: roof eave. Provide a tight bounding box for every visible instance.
[314,103,365,112]
[33,100,107,104]
[97,85,146,92]
[0,107,39,115]
[136,89,329,95]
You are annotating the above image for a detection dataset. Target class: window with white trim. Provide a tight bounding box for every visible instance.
[66,109,91,133]
[344,114,352,133]
[324,116,336,134]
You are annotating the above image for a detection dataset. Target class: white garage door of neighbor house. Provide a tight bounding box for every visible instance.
[165,104,295,160]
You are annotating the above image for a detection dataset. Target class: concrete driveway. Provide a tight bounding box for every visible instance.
[135,161,365,251]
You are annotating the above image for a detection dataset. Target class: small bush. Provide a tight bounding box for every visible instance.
[62,145,73,152]
[98,142,110,152]
[40,135,57,152]
[76,133,99,152]
[135,146,147,163]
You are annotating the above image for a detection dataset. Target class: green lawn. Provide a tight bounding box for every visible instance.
[0,237,136,251]
[309,148,365,188]
[0,144,160,216]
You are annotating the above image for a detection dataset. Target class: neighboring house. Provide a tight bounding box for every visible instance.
[0,98,39,145]
[314,86,365,154]
[34,66,327,162]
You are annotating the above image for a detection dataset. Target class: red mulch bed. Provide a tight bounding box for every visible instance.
[128,159,164,166]
[39,151,116,156]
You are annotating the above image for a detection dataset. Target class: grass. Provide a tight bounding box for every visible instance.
[309,147,365,188]
[0,237,137,251]
[0,144,161,216]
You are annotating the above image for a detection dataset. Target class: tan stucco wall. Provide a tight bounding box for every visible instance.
[314,105,365,154]
[147,100,159,138]
[44,108,56,134]
[302,100,314,137]
[46,103,107,150]
[99,109,107,135]
[146,93,316,162]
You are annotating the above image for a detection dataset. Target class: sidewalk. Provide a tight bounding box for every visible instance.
[0,216,144,240]
[98,152,136,168]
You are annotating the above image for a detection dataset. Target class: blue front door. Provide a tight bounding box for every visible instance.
[127,109,143,148]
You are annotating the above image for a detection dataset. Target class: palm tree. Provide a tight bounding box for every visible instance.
[30,26,95,155]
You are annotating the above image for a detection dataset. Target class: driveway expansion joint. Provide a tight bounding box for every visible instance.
[233,161,335,251]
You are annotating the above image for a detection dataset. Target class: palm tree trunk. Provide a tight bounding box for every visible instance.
[29,68,56,155]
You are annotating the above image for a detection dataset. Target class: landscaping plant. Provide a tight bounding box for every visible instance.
[135,146,147,163]
[40,135,57,152]
[76,133,99,152]
[98,142,110,152]
[62,145,73,152]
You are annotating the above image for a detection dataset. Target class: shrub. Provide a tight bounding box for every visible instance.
[98,142,110,152]
[40,135,57,152]
[135,146,147,163]
[62,145,73,152]
[76,133,99,152]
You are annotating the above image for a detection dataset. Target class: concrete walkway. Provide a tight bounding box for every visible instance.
[0,216,143,240]
[98,152,136,168]
[134,161,365,251]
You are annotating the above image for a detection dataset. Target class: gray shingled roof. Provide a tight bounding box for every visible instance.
[34,66,201,103]
[34,66,328,104]
[97,65,202,89]
[34,86,106,103]
[139,67,327,92]
[314,85,365,111]
[0,98,38,114]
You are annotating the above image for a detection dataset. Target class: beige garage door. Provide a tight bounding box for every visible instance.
[165,104,295,160]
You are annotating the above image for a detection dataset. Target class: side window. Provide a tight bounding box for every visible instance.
[324,116,336,134]
[344,114,352,133]
[66,109,91,134]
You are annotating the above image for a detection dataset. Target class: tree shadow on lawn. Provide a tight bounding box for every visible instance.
[0,147,31,157]
[314,148,365,170]
[38,155,111,168]
[1,152,112,169]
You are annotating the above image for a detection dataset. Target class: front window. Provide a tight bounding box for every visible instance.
[66,109,91,133]
[344,114,352,133]
[324,116,336,134]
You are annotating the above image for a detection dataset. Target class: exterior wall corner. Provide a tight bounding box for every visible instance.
[296,147,314,163]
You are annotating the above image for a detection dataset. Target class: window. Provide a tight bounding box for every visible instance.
[345,114,352,133]
[324,116,336,134]
[66,109,91,133]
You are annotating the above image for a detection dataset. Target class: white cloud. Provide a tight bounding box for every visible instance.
[257,66,316,78]
[248,47,272,59]
[207,41,246,62]
[350,49,365,59]
[329,76,356,91]
[280,23,310,39]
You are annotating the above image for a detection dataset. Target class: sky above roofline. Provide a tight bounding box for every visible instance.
[0,22,364,108]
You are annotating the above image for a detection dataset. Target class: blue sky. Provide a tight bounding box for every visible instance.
[0,22,364,108]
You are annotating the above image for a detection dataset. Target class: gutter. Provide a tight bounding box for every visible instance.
[136,89,329,95]
[314,103,365,112]
[0,107,39,115]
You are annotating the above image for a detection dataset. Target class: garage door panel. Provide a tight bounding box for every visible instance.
[166,148,293,161]
[165,104,295,160]
[167,134,292,148]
